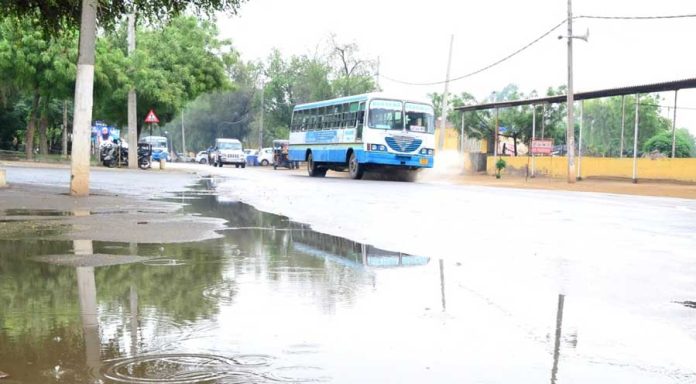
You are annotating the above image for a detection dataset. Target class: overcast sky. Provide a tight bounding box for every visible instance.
[217,0,696,134]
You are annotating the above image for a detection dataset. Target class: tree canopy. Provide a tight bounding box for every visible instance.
[0,0,245,31]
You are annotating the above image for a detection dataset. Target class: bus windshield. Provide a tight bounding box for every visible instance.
[405,103,435,133]
[368,99,403,130]
[218,142,242,150]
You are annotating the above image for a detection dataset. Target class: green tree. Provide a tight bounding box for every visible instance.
[329,36,377,97]
[2,0,246,195]
[97,16,236,135]
[0,15,77,158]
[643,128,695,158]
[581,95,671,157]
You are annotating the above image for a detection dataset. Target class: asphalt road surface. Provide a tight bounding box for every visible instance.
[3,163,696,383]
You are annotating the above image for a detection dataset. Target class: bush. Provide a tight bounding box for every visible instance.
[643,129,695,158]
[495,158,506,179]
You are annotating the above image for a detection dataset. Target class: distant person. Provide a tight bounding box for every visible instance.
[98,127,113,147]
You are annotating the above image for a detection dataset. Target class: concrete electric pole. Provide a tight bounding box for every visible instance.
[69,0,98,196]
[565,0,576,183]
[127,13,138,169]
[438,35,454,152]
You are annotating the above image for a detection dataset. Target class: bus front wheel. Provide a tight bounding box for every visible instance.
[348,152,364,180]
[307,153,326,177]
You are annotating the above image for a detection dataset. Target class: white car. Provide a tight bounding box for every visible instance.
[257,147,274,166]
[195,151,209,164]
[213,138,245,168]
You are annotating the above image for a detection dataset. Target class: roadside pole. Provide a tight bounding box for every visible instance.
[632,94,640,183]
[565,0,577,184]
[671,90,678,158]
[438,35,454,152]
[577,101,583,180]
[531,105,536,177]
[70,0,98,196]
[127,13,138,169]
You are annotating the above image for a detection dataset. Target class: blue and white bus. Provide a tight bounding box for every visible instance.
[288,93,435,180]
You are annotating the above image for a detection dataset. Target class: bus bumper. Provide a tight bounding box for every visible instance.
[358,150,434,168]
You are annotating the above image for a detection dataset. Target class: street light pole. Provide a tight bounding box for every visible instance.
[258,80,264,149]
[127,12,138,169]
[565,0,576,183]
[181,107,186,156]
[438,35,454,152]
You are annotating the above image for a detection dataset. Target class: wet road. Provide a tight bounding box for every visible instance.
[1,164,696,383]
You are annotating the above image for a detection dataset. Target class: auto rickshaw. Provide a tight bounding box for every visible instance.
[273,139,299,169]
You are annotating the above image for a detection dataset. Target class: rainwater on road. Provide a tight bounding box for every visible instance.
[1,173,695,383]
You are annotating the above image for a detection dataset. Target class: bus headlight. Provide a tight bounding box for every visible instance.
[420,148,434,155]
[369,144,387,151]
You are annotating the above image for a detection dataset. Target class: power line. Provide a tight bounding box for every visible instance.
[381,19,567,86]
[575,14,696,20]
[381,13,696,87]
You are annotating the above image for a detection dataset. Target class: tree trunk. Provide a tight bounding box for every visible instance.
[70,0,98,197]
[62,100,69,159]
[513,133,518,156]
[39,102,49,156]
[25,90,40,160]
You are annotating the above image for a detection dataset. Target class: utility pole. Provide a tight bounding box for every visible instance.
[181,107,186,155]
[620,95,625,158]
[69,0,98,196]
[438,35,454,152]
[565,0,576,183]
[127,12,138,169]
[62,100,68,159]
[258,80,264,149]
[376,56,381,91]
[671,90,678,158]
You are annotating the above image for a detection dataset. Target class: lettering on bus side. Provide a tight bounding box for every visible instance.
[306,130,338,143]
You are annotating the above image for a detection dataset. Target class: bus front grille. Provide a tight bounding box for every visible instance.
[385,136,422,153]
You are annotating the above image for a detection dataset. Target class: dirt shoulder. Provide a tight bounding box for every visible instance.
[426,173,696,200]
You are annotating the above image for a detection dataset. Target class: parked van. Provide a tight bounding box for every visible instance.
[212,138,245,168]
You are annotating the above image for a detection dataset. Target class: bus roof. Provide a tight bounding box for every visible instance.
[293,92,432,112]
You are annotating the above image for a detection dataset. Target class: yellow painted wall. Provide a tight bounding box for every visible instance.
[485,156,696,183]
[434,128,460,151]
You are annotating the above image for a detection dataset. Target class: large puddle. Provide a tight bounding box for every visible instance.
[0,180,692,383]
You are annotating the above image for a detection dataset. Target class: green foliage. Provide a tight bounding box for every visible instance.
[0,15,77,154]
[95,16,235,132]
[581,95,671,157]
[643,129,695,158]
[329,36,377,97]
[165,89,255,152]
[0,0,246,32]
[495,157,506,178]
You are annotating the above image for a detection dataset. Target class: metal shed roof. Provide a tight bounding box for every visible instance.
[455,78,696,112]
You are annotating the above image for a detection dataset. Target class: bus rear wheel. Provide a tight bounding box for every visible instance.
[348,152,364,180]
[307,153,326,177]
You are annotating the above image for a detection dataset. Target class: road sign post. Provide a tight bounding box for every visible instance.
[144,109,160,138]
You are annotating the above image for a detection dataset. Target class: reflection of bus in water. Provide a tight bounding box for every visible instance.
[139,136,169,161]
[288,225,429,268]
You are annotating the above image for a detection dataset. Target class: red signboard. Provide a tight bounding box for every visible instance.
[144,109,160,124]
[531,139,553,155]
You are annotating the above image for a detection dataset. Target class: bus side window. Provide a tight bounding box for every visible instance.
[356,110,365,139]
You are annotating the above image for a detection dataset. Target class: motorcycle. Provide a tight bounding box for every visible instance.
[101,139,151,169]
[137,143,152,169]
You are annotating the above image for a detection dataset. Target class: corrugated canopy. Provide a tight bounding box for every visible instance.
[455,78,696,112]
